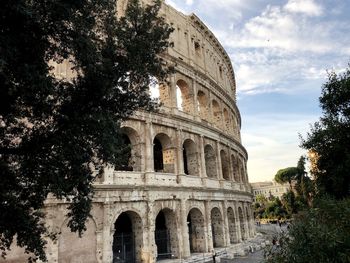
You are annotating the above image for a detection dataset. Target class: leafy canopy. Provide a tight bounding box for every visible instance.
[0,0,173,261]
[301,64,350,198]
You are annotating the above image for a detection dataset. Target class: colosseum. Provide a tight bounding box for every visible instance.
[2,1,256,263]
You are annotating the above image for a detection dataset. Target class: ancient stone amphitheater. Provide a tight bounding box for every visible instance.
[2,1,255,263]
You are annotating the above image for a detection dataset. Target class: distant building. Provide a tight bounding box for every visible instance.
[251,181,289,202]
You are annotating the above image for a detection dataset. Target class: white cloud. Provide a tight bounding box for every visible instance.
[185,0,193,6]
[242,114,319,182]
[284,0,323,16]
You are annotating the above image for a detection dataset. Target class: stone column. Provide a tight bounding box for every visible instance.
[147,200,157,263]
[204,201,213,252]
[144,121,154,173]
[228,150,234,182]
[233,201,242,242]
[170,74,178,113]
[199,135,207,178]
[102,202,113,262]
[176,129,184,176]
[180,199,191,258]
[216,141,223,180]
[222,201,230,246]
[192,79,199,119]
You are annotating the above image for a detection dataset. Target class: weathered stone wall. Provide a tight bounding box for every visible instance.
[1,1,255,262]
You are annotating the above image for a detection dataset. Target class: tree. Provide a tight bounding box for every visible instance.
[0,0,173,261]
[301,64,350,199]
[274,167,299,189]
[264,197,350,263]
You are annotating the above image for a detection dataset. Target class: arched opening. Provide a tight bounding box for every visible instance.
[197,90,208,121]
[176,80,193,114]
[187,208,205,253]
[231,155,240,182]
[220,150,230,180]
[211,207,224,248]
[153,133,175,173]
[238,207,246,241]
[120,127,142,171]
[153,138,163,172]
[227,207,238,244]
[183,139,199,176]
[113,211,143,263]
[155,209,179,260]
[116,134,133,171]
[231,114,237,135]
[204,145,217,178]
[149,76,160,100]
[223,108,230,133]
[212,100,222,128]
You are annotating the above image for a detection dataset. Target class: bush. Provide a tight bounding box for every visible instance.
[264,197,350,263]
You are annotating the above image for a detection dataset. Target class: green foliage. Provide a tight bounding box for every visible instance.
[264,197,350,263]
[0,0,173,261]
[274,167,299,186]
[301,64,350,198]
[254,196,287,220]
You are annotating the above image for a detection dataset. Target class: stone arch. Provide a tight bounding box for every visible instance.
[176,79,193,114]
[187,208,206,253]
[212,100,222,128]
[231,113,237,135]
[223,108,230,133]
[227,207,238,244]
[153,133,175,173]
[113,211,143,263]
[58,218,97,263]
[231,154,240,182]
[220,150,230,180]
[119,127,142,172]
[239,159,246,183]
[183,139,199,176]
[210,207,224,248]
[238,207,246,240]
[154,208,179,260]
[197,90,209,121]
[204,144,217,178]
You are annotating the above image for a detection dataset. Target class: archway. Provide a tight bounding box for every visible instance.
[120,127,142,171]
[223,108,230,133]
[153,133,175,173]
[115,134,133,171]
[231,154,240,182]
[176,80,193,114]
[197,90,208,121]
[204,145,217,178]
[238,207,246,240]
[211,207,224,248]
[155,209,179,260]
[113,211,143,263]
[212,100,222,128]
[183,139,199,176]
[227,207,238,244]
[220,150,230,180]
[187,208,205,253]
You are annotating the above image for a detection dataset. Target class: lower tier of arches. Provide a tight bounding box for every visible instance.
[1,190,255,263]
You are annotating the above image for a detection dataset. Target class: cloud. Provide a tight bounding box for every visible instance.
[284,0,323,16]
[241,113,319,182]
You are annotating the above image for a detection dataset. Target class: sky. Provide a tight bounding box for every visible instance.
[164,0,350,182]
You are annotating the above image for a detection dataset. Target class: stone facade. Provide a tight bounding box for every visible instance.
[1,1,255,262]
[251,181,290,202]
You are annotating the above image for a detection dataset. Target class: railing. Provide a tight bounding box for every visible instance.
[94,169,250,193]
